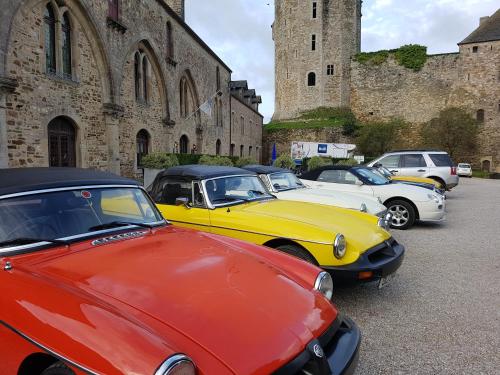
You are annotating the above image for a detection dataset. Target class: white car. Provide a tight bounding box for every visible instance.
[300,165,446,230]
[367,150,459,191]
[242,165,389,218]
[457,163,473,177]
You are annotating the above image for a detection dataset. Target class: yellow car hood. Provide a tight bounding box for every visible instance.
[231,199,390,252]
[392,176,441,188]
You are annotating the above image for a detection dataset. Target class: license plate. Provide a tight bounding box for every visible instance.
[378,273,396,289]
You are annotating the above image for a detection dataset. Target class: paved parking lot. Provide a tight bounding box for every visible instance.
[333,178,500,374]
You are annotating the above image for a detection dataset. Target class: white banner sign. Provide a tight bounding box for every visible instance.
[291,142,356,160]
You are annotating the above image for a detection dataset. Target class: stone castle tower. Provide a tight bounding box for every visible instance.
[273,0,361,121]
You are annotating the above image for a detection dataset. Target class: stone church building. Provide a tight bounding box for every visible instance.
[273,1,500,172]
[0,0,263,178]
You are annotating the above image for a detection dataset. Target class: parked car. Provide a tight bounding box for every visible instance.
[242,165,389,217]
[0,168,361,375]
[300,166,446,230]
[150,165,405,284]
[372,165,446,196]
[457,163,473,177]
[367,150,459,190]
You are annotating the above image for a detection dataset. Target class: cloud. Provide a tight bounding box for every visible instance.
[186,0,499,122]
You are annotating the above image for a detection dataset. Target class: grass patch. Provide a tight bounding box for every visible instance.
[472,170,490,179]
[356,44,428,71]
[265,107,354,133]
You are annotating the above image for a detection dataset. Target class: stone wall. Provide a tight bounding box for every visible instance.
[0,0,260,177]
[231,95,263,162]
[350,53,460,123]
[262,127,354,164]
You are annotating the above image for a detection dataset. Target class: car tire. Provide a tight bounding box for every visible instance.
[276,244,317,265]
[386,200,416,230]
[41,362,75,375]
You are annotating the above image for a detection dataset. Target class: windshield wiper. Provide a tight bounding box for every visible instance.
[88,221,156,232]
[0,238,70,248]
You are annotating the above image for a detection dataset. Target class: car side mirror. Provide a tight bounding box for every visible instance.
[175,197,191,209]
[355,179,364,186]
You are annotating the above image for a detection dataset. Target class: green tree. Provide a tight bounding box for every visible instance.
[421,108,479,160]
[356,119,407,157]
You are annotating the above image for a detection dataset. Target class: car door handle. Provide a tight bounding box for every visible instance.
[417,169,426,172]
[390,170,398,173]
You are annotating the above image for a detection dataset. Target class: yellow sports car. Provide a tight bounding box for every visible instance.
[149,165,405,284]
[373,165,445,196]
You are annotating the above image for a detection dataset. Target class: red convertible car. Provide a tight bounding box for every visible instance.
[0,168,360,375]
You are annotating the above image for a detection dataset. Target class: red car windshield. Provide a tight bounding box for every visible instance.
[0,187,164,249]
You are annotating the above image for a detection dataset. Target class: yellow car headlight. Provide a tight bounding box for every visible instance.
[334,234,346,259]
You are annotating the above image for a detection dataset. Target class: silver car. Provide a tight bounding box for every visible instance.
[368,150,459,190]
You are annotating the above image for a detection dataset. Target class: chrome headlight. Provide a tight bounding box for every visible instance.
[378,212,392,230]
[155,354,196,375]
[333,234,346,259]
[427,193,440,203]
[360,203,367,212]
[314,271,333,300]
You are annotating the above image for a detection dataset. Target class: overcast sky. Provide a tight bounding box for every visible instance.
[186,0,499,123]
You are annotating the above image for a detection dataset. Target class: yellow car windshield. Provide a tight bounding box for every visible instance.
[205,176,273,206]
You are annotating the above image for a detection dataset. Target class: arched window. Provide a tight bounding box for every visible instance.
[307,72,316,86]
[134,52,141,101]
[240,145,244,157]
[61,13,72,79]
[142,56,149,103]
[218,99,223,127]
[44,4,56,74]
[179,77,188,117]
[136,129,150,167]
[180,135,189,154]
[216,139,221,156]
[166,22,174,59]
[216,66,221,91]
[108,0,119,21]
[249,146,252,156]
[48,117,76,167]
[477,109,485,123]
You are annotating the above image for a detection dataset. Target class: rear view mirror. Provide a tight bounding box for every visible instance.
[175,197,191,208]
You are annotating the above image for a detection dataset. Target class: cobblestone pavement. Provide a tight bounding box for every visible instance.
[333,178,500,375]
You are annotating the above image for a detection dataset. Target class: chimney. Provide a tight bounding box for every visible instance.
[479,16,489,26]
[165,0,185,21]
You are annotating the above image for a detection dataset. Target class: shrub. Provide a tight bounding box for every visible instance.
[273,154,295,169]
[356,44,428,71]
[307,156,333,171]
[234,157,258,168]
[198,155,234,166]
[335,158,359,167]
[141,153,179,169]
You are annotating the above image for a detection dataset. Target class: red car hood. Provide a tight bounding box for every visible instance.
[30,226,336,374]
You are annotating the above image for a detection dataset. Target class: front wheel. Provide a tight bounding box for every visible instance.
[276,244,317,265]
[41,362,75,375]
[386,200,416,230]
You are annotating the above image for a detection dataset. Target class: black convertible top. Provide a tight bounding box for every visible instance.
[242,165,291,174]
[157,165,256,180]
[0,168,139,197]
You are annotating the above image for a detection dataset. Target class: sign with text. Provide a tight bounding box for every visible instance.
[291,142,356,160]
